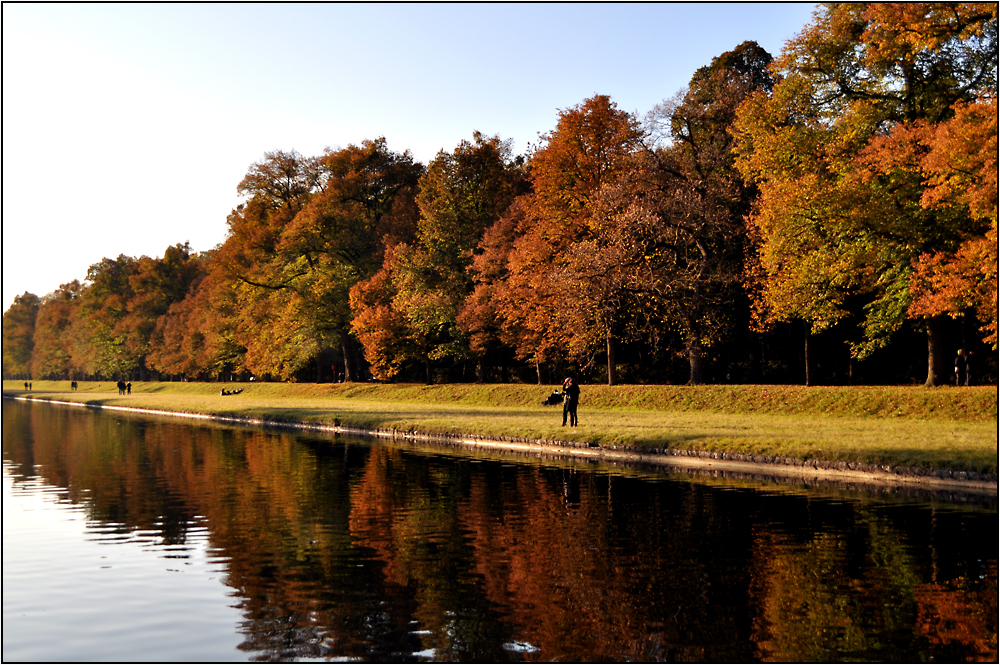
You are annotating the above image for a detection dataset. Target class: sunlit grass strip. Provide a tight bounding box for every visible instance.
[7,380,996,419]
[5,381,997,474]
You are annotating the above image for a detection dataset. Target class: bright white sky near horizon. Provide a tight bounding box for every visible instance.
[2,3,817,312]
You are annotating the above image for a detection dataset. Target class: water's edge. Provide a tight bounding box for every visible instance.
[5,394,996,495]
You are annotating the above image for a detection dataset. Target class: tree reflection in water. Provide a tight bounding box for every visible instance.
[3,399,997,662]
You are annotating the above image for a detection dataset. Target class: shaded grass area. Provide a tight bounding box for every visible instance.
[5,380,998,474]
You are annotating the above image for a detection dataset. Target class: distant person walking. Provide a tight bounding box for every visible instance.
[965,351,974,386]
[24,382,28,391]
[562,377,580,427]
[126,382,132,395]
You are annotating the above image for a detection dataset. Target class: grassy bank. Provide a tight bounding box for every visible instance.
[4,380,997,474]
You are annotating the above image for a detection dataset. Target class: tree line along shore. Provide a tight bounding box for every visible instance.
[3,5,997,391]
[4,381,996,477]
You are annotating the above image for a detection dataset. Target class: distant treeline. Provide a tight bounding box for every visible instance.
[3,5,997,387]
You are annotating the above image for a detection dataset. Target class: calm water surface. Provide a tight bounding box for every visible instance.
[2,399,996,662]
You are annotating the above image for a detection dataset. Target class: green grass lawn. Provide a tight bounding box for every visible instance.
[5,380,998,474]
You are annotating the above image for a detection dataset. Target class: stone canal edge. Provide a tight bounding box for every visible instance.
[6,395,997,496]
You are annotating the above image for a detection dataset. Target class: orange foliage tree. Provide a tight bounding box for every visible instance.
[490,95,646,385]
[145,262,246,380]
[30,281,84,379]
[216,142,421,381]
[902,96,998,348]
[733,2,997,386]
[214,150,325,380]
[1,292,40,379]
[351,133,525,382]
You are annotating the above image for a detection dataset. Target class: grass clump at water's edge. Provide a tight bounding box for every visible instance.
[4,380,998,474]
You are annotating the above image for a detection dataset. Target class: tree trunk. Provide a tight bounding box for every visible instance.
[748,329,760,383]
[340,333,356,382]
[535,357,543,385]
[688,263,707,386]
[803,320,812,387]
[688,338,703,385]
[924,315,949,387]
[607,331,617,386]
[425,357,433,385]
[476,353,486,384]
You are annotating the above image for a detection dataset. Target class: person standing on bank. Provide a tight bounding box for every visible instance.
[954,349,967,386]
[562,377,580,427]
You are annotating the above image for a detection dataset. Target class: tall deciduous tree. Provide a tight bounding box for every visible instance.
[125,243,206,378]
[351,133,526,382]
[645,41,775,384]
[458,198,529,382]
[884,95,998,348]
[285,138,423,381]
[146,251,243,380]
[496,95,645,385]
[2,292,40,379]
[733,3,997,386]
[349,248,424,381]
[220,141,422,381]
[75,255,140,378]
[31,281,84,379]
[217,149,325,380]
[70,246,204,380]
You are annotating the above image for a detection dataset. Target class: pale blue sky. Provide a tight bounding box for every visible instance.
[2,3,817,310]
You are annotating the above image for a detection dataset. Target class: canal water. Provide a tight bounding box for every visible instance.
[2,399,996,662]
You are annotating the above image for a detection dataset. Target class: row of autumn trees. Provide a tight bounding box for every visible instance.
[4,4,997,387]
